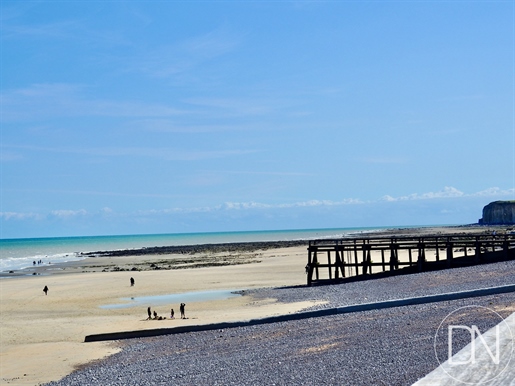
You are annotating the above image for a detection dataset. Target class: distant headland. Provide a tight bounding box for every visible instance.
[479,200,515,224]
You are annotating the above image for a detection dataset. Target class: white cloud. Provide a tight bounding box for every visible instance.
[381,186,515,202]
[50,209,88,218]
[221,198,364,210]
[0,212,42,220]
[223,202,271,210]
[381,187,464,202]
[472,187,515,197]
[381,195,396,202]
[2,186,514,225]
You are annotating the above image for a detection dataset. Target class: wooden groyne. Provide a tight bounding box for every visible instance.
[306,233,515,285]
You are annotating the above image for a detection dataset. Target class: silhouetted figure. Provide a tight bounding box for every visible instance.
[170,308,175,319]
[147,307,152,320]
[153,310,158,319]
[33,261,36,266]
[43,285,48,295]
[180,303,186,319]
[130,277,135,286]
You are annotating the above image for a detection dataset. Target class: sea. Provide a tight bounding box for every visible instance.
[0,227,394,274]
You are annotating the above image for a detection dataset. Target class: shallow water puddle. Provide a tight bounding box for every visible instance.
[100,289,243,309]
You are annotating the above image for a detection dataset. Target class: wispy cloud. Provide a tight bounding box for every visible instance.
[1,83,187,122]
[0,150,23,161]
[1,209,88,222]
[1,18,79,40]
[220,170,312,177]
[0,212,43,221]
[137,198,365,215]
[438,94,484,102]
[1,5,130,47]
[473,187,514,197]
[2,82,286,124]
[219,198,364,210]
[361,157,407,164]
[50,209,88,218]
[2,187,514,222]
[2,144,257,162]
[185,97,276,116]
[381,186,515,202]
[135,119,269,134]
[126,27,242,79]
[381,187,465,202]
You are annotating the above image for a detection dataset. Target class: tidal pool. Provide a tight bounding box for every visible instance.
[100,289,243,309]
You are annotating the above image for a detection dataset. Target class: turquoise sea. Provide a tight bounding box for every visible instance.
[0,227,390,273]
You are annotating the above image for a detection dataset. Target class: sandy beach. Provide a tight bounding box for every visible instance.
[1,244,317,385]
[0,225,510,385]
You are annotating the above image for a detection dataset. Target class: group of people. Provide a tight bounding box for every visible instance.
[132,277,187,321]
[33,260,44,266]
[147,303,186,320]
[43,276,189,321]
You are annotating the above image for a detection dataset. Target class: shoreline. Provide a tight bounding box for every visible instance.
[1,224,507,279]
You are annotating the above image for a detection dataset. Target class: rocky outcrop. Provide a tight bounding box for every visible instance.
[480,201,515,224]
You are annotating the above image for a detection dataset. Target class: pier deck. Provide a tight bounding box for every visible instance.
[306,233,515,285]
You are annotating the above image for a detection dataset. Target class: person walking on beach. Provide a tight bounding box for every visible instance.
[43,285,48,295]
[180,303,186,319]
[170,308,175,319]
[130,277,135,286]
[147,306,152,320]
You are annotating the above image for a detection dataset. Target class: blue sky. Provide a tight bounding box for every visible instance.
[1,1,514,239]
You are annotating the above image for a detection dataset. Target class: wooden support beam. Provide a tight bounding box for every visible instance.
[327,250,332,280]
[475,237,481,264]
[335,248,345,278]
[354,241,359,275]
[362,243,367,275]
[389,241,398,271]
[417,242,425,272]
[314,251,319,281]
[307,247,313,286]
[446,240,453,268]
[381,249,385,271]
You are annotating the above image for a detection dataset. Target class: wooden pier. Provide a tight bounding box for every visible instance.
[306,233,515,286]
